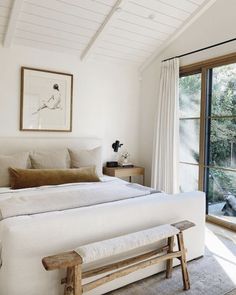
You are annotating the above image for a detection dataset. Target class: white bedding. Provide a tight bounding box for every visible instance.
[0,177,205,295]
[0,177,158,220]
[0,175,112,194]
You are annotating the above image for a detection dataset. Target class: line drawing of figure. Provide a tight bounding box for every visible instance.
[32,84,61,115]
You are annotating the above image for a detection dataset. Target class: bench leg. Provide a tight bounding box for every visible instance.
[74,265,82,295]
[166,236,174,279]
[177,232,190,290]
[64,265,82,295]
[64,267,74,295]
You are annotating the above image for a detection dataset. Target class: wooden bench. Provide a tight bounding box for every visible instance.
[42,220,195,295]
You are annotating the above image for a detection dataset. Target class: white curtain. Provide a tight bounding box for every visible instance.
[151,58,180,194]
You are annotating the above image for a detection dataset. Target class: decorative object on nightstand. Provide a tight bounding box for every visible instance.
[111,140,123,152]
[107,140,124,168]
[118,151,134,167]
[106,161,118,168]
[103,166,145,185]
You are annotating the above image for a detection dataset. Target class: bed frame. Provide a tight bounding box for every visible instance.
[0,137,102,154]
[0,137,205,295]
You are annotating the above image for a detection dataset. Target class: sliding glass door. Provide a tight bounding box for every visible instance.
[206,64,236,222]
[179,58,236,226]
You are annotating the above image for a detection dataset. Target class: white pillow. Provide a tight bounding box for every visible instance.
[69,147,103,177]
[30,149,70,169]
[0,152,30,187]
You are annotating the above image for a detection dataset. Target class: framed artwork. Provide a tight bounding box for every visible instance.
[20,67,73,132]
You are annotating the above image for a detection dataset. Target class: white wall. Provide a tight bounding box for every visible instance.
[0,45,140,163]
[139,0,236,185]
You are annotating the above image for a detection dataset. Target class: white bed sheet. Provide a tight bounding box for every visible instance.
[0,177,205,295]
[0,175,115,195]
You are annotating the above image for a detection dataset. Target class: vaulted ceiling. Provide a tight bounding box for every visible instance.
[0,0,214,67]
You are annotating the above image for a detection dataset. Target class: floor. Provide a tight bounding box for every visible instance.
[206,222,236,243]
[106,223,236,295]
[226,289,236,295]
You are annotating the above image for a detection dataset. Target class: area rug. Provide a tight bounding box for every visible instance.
[107,231,236,295]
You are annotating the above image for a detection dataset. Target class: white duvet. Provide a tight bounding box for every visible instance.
[0,177,158,220]
[0,177,205,295]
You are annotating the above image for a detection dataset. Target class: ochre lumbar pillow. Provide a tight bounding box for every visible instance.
[9,166,100,189]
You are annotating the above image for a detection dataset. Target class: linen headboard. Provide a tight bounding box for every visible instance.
[0,137,102,154]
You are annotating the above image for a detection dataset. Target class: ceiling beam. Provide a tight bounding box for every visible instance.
[139,0,217,72]
[81,0,127,61]
[4,0,24,47]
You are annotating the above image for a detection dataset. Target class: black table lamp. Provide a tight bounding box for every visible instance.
[112,140,123,152]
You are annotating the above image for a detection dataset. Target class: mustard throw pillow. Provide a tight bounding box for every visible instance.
[9,166,100,189]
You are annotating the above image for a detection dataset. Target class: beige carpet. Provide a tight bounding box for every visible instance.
[106,226,236,295]
[225,289,236,295]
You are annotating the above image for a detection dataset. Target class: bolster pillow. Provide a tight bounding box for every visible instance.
[9,166,100,189]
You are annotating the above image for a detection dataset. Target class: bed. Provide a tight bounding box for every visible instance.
[0,137,205,295]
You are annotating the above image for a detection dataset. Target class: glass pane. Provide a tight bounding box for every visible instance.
[208,169,236,222]
[211,63,236,117]
[209,118,236,169]
[180,119,200,163]
[179,73,201,118]
[179,163,199,192]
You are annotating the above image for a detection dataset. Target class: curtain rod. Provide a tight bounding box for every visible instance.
[162,37,236,62]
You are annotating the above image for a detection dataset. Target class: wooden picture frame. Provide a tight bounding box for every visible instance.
[20,67,73,132]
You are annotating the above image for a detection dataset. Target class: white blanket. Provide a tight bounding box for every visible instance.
[0,178,158,220]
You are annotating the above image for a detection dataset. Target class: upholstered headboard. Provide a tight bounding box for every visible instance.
[0,137,103,154]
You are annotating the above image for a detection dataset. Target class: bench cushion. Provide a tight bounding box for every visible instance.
[76,224,179,263]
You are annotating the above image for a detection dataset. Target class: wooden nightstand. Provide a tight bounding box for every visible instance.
[103,166,145,185]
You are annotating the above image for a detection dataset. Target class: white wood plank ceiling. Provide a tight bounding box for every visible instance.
[0,0,213,67]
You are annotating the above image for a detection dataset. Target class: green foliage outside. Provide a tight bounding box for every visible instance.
[179,64,236,204]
